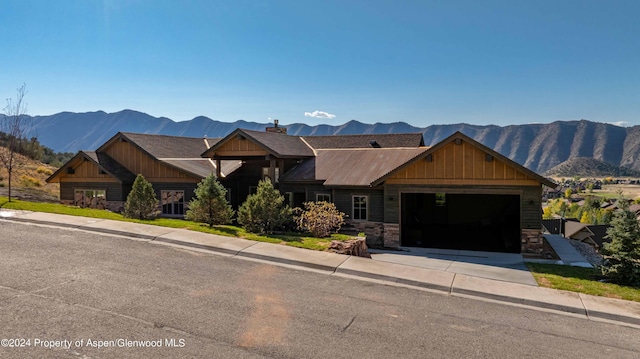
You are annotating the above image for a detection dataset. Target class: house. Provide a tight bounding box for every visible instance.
[203,127,555,254]
[563,220,598,248]
[48,127,556,254]
[543,218,609,249]
[46,132,241,216]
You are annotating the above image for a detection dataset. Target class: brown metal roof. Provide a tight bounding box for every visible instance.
[302,133,424,149]
[161,159,241,178]
[282,148,429,186]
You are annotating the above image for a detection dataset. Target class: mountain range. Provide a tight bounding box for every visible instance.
[24,110,640,174]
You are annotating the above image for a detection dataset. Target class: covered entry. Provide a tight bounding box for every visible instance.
[401,192,521,253]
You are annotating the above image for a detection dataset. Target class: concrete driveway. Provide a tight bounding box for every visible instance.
[369,247,538,286]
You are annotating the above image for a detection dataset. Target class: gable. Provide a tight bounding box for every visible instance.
[57,158,118,183]
[386,140,542,186]
[202,129,315,158]
[214,135,268,157]
[104,140,199,182]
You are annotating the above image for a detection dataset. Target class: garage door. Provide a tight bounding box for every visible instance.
[401,193,521,253]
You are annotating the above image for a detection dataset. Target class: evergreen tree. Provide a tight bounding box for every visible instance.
[186,173,234,227]
[600,200,640,287]
[237,179,292,234]
[123,174,159,220]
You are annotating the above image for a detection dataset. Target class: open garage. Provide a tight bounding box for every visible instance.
[400,192,521,253]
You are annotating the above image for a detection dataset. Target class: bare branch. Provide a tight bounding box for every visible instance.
[0,83,31,201]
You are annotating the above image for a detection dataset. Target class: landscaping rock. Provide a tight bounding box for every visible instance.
[567,239,604,267]
[329,238,371,258]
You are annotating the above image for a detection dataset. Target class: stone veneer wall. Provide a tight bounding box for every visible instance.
[383,223,400,248]
[347,220,385,247]
[521,228,544,254]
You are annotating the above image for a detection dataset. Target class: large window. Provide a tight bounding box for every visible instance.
[161,190,185,215]
[74,189,106,209]
[352,195,368,220]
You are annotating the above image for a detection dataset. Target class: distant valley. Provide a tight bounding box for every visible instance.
[24,110,640,174]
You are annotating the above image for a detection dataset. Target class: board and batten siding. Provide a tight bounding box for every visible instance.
[213,136,268,157]
[385,140,540,186]
[104,141,199,183]
[60,159,117,183]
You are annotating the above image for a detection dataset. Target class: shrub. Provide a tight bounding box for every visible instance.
[237,179,292,234]
[36,166,53,175]
[123,174,159,220]
[296,201,345,237]
[186,173,234,227]
[20,174,42,187]
[600,199,640,287]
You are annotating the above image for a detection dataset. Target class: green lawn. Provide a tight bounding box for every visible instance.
[526,262,640,303]
[0,197,354,251]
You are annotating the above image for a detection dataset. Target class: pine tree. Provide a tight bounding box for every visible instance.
[237,179,291,234]
[123,174,159,220]
[186,173,234,227]
[600,200,640,287]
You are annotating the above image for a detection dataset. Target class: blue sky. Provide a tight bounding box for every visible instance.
[1,0,638,127]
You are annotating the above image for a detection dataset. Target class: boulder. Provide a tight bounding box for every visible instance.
[328,238,371,258]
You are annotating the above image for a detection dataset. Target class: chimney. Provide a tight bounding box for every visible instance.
[266,119,287,134]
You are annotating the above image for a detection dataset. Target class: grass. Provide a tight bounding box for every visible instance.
[527,262,640,303]
[0,196,353,251]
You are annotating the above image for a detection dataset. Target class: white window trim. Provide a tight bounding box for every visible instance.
[316,193,331,202]
[352,195,369,221]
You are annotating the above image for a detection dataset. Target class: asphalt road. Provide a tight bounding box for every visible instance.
[0,221,639,359]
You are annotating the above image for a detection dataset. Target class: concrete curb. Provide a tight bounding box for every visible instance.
[3,212,640,328]
[152,236,242,256]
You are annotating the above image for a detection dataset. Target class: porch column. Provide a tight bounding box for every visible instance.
[216,159,221,177]
[269,158,276,183]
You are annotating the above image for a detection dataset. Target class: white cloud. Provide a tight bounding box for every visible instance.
[304,110,336,119]
[608,121,630,127]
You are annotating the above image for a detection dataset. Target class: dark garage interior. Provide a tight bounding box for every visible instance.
[401,193,521,253]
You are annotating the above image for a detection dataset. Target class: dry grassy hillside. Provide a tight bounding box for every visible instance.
[0,147,60,202]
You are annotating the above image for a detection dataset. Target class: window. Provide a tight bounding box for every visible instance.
[352,195,368,220]
[262,167,280,183]
[161,190,185,215]
[435,193,446,206]
[316,193,331,202]
[74,189,106,209]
